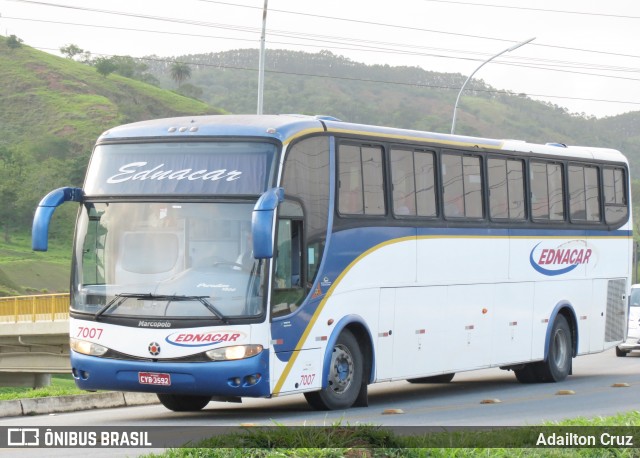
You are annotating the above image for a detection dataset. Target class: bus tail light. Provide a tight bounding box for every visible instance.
[206,344,263,361]
[70,338,108,356]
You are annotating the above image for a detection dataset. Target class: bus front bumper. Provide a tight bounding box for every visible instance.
[70,350,270,398]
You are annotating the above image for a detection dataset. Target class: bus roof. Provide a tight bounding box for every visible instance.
[97,114,326,145]
[97,114,626,164]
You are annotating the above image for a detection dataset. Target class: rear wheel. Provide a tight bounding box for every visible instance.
[537,314,572,382]
[407,373,455,384]
[157,393,211,412]
[304,330,364,410]
[514,314,573,384]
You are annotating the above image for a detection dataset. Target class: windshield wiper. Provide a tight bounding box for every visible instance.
[95,293,135,318]
[193,295,229,323]
[95,293,228,322]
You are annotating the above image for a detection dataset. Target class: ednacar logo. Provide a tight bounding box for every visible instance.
[529,240,594,276]
[165,330,246,347]
[107,162,242,184]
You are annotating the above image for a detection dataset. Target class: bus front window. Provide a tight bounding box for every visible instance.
[73,202,264,319]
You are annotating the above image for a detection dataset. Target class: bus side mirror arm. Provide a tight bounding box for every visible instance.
[251,187,284,259]
[32,187,84,252]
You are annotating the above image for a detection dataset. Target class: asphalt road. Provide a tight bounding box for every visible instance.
[1,347,638,456]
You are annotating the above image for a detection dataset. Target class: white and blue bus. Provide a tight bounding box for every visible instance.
[32,115,632,411]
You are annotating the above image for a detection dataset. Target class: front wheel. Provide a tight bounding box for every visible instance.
[157,393,211,412]
[304,330,364,410]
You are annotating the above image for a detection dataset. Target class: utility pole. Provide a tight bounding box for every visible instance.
[257,0,268,115]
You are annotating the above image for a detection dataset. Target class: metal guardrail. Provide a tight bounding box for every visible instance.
[0,293,69,323]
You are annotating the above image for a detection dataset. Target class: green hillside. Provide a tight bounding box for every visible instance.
[0,235,70,296]
[0,36,217,151]
[0,36,222,296]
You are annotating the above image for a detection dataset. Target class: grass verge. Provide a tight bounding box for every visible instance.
[0,374,87,400]
[143,412,640,457]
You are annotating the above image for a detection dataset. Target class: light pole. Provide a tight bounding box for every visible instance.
[450,37,535,135]
[257,0,268,115]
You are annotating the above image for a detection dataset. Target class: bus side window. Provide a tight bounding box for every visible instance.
[442,153,464,217]
[441,153,483,219]
[390,148,437,217]
[272,218,305,318]
[603,167,628,224]
[338,143,385,216]
[488,157,525,221]
[391,148,418,216]
[569,164,601,222]
[530,160,564,222]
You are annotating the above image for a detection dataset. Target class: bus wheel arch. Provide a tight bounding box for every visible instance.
[304,317,373,410]
[546,303,578,361]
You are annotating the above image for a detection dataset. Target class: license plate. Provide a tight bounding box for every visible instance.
[138,372,171,386]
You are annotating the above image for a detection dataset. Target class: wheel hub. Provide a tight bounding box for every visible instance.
[329,344,354,394]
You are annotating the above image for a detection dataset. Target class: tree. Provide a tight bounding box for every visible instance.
[169,62,192,87]
[60,44,84,60]
[110,55,150,80]
[94,57,117,77]
[6,35,23,49]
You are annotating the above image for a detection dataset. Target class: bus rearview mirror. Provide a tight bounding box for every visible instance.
[251,187,284,259]
[32,187,83,251]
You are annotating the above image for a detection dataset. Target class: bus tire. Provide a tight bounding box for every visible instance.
[407,373,455,383]
[537,314,572,382]
[304,329,363,411]
[157,393,211,412]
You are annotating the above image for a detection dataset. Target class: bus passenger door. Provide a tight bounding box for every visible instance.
[271,218,305,317]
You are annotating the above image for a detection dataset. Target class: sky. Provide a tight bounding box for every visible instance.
[0,0,639,119]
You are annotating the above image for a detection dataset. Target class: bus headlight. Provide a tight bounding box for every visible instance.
[70,338,108,356]
[206,344,263,361]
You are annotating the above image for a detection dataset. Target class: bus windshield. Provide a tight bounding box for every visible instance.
[72,201,264,319]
